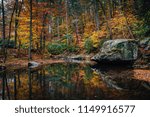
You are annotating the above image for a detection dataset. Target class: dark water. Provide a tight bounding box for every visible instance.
[0,63,150,100]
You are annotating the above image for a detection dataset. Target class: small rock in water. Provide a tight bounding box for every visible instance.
[28,61,40,68]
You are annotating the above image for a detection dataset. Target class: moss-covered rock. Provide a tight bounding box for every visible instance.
[91,39,138,63]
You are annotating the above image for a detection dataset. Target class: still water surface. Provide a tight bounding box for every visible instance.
[0,63,150,100]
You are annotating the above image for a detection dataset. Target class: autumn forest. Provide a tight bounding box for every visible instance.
[0,0,150,100]
[0,0,149,62]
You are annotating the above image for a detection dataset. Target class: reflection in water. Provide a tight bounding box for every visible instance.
[0,63,150,100]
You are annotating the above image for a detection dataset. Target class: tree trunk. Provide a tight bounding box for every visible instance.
[43,33,46,53]
[8,2,16,45]
[108,0,113,19]
[94,0,100,31]
[99,0,113,39]
[75,15,79,45]
[29,0,33,60]
[65,0,69,45]
[57,17,60,40]
[35,0,39,48]
[14,0,18,48]
[43,15,47,53]
[40,33,43,50]
[40,14,47,52]
[2,0,6,62]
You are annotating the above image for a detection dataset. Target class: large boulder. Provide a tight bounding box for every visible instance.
[91,39,138,63]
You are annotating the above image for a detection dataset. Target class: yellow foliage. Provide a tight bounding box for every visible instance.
[17,0,43,48]
[82,11,139,49]
[84,22,95,38]
[90,30,107,48]
[83,21,108,48]
[90,31,100,48]
[109,12,138,39]
[59,23,67,32]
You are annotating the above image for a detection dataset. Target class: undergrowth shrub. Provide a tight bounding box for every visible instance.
[47,43,79,55]
[84,38,94,54]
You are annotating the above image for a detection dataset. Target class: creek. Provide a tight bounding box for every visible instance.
[0,62,150,100]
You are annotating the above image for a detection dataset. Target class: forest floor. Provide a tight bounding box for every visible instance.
[0,54,65,70]
[5,59,65,69]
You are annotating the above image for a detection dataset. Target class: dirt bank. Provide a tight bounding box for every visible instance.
[1,59,65,70]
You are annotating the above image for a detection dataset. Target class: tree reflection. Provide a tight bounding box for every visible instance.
[14,71,17,99]
[1,70,11,100]
[28,68,32,99]
[0,63,150,100]
[2,71,6,100]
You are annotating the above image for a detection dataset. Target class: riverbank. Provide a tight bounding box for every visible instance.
[0,58,65,70]
[0,52,149,70]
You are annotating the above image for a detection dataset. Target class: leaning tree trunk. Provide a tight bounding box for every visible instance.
[118,0,135,39]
